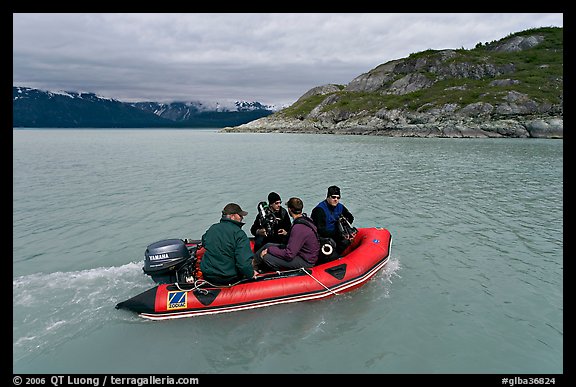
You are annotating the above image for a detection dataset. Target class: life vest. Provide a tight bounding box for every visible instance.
[316,200,344,233]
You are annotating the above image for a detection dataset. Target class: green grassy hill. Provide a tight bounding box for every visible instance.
[223,27,561,138]
[281,27,562,120]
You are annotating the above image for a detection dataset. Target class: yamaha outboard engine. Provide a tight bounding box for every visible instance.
[143,239,197,284]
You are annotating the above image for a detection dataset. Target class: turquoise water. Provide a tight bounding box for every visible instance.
[13,129,563,374]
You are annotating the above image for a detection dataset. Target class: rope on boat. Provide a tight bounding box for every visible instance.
[300,268,339,296]
[174,281,208,294]
[173,267,338,296]
[173,277,247,293]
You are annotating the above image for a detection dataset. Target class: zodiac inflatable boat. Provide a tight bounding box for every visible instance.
[116,227,392,320]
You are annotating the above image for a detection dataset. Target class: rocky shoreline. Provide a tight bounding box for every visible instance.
[221,112,563,139]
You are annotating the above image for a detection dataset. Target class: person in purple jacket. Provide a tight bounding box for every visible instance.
[253,197,320,272]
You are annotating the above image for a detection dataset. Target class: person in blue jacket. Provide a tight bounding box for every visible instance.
[311,185,355,253]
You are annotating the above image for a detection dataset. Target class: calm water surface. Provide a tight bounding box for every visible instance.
[12,129,563,374]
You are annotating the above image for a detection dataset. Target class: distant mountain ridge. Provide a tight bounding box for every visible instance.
[130,100,275,126]
[12,87,275,128]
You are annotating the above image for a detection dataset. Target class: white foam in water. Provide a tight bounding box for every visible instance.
[369,256,401,301]
[381,256,402,282]
[13,261,150,360]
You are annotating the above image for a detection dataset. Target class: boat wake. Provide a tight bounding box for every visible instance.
[13,261,151,361]
[372,255,402,299]
[13,255,401,360]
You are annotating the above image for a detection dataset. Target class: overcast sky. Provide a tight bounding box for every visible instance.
[13,13,563,108]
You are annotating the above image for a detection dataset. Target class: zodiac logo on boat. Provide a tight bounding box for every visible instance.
[167,291,187,309]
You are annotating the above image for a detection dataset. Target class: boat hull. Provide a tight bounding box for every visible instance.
[117,227,392,320]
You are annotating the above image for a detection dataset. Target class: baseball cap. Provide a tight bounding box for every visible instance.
[222,203,248,217]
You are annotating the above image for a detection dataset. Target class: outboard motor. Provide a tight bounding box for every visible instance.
[143,239,197,284]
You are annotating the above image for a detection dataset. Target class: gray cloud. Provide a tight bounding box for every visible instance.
[13,13,563,107]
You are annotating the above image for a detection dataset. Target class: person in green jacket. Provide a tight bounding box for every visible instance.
[200,203,258,286]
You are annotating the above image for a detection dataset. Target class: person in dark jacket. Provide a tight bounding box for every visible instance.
[311,185,355,253]
[253,197,320,272]
[200,203,257,285]
[250,192,292,252]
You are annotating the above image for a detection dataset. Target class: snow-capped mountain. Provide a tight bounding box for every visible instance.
[131,100,276,122]
[13,86,275,128]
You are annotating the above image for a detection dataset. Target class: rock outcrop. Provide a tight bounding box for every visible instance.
[223,27,562,138]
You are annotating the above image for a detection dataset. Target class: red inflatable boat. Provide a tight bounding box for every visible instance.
[116,227,392,320]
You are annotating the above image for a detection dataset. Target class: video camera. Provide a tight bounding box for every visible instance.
[257,201,278,236]
[337,215,358,240]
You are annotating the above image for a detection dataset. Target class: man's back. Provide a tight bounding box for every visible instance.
[201,218,253,283]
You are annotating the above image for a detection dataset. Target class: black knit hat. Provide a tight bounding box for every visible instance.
[268,192,281,204]
[327,186,341,197]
